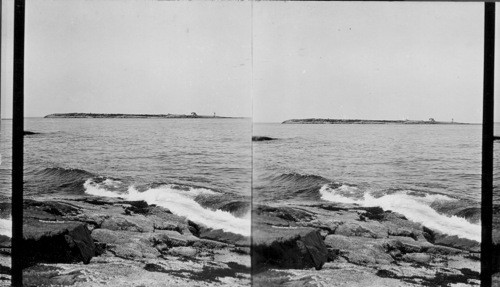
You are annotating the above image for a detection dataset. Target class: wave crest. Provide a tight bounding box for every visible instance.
[320,184,481,242]
[83,179,250,236]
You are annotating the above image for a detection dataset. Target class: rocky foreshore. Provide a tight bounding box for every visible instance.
[0,196,495,286]
[0,195,250,286]
[252,202,484,286]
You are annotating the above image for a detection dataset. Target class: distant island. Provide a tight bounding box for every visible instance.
[282,118,471,125]
[44,113,240,119]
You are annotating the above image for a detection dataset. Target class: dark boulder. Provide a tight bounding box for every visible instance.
[23,220,96,267]
[252,136,276,142]
[252,225,328,271]
[122,200,150,215]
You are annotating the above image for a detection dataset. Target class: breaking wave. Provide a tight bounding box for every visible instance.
[255,172,333,200]
[84,179,250,236]
[320,184,481,242]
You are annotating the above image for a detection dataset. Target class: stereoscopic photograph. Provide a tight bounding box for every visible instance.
[0,0,496,286]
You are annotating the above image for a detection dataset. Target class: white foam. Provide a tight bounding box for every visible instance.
[0,218,11,238]
[84,179,249,236]
[84,179,124,198]
[320,184,481,242]
[102,178,122,187]
[319,184,360,204]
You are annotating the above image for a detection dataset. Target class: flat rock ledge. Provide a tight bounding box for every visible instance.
[16,196,250,286]
[0,198,492,286]
[252,202,482,287]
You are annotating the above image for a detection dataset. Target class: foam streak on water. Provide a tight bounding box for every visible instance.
[320,184,481,242]
[84,179,250,236]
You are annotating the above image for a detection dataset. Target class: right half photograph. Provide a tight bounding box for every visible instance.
[251,2,484,286]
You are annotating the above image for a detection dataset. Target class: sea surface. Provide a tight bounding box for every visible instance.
[253,122,498,242]
[0,119,499,241]
[1,117,252,236]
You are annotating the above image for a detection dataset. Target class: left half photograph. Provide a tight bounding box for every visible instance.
[2,1,252,286]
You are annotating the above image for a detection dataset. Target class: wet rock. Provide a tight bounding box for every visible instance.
[23,220,96,267]
[253,226,328,270]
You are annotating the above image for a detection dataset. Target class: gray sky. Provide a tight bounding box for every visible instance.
[254,2,484,123]
[0,1,495,123]
[2,0,252,118]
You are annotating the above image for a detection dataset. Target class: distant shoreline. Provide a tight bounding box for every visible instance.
[282,118,474,125]
[43,113,244,119]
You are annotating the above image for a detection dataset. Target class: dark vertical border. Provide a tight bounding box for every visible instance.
[12,0,24,286]
[250,0,254,282]
[482,2,495,287]
[0,0,2,121]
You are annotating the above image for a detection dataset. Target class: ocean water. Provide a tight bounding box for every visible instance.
[1,118,252,236]
[1,119,500,241]
[253,123,492,242]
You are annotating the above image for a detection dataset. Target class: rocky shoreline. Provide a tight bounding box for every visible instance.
[252,202,484,286]
[0,196,495,286]
[2,195,251,286]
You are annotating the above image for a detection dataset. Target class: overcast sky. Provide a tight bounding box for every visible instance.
[2,0,252,118]
[0,1,496,123]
